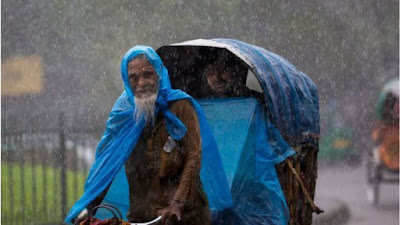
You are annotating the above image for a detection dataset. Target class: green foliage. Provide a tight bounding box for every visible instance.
[1,163,86,225]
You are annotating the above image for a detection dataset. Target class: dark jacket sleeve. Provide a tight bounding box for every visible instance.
[171,100,202,206]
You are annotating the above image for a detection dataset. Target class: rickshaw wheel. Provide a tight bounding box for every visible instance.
[366,147,381,183]
[373,166,382,207]
[366,150,375,183]
[366,147,382,206]
[366,164,381,207]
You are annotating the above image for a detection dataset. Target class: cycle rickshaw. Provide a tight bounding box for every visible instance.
[89,39,321,225]
[156,39,322,224]
[366,78,399,206]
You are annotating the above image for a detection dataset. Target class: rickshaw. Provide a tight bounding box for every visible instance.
[89,39,321,225]
[366,78,399,206]
[156,39,322,224]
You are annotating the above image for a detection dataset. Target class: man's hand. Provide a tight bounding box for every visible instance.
[157,200,184,225]
[72,208,89,224]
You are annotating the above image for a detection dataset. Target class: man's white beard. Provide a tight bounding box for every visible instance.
[134,93,157,125]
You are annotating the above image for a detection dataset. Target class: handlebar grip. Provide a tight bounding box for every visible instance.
[130,215,162,225]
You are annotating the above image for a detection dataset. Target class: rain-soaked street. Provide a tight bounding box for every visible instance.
[315,160,399,225]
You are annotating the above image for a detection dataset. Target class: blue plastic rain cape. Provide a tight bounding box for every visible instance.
[199,98,294,225]
[65,46,233,223]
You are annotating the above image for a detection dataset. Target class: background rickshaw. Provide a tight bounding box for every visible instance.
[366,78,399,207]
[155,38,321,225]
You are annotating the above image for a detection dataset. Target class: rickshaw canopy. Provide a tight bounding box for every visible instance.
[375,78,399,120]
[157,38,320,146]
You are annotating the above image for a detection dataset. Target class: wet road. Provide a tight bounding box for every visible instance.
[314,160,399,225]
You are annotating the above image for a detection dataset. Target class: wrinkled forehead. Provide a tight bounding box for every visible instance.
[128,55,155,71]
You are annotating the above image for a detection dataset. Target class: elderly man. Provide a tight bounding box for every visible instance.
[66,46,232,225]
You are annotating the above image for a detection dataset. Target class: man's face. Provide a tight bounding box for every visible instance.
[128,57,159,98]
[204,65,234,94]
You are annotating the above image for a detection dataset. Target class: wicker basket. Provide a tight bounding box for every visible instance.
[275,143,321,225]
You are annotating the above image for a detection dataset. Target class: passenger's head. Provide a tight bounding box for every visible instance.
[128,54,159,123]
[203,61,235,95]
[203,53,247,96]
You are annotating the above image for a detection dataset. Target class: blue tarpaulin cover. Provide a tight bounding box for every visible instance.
[199,98,294,224]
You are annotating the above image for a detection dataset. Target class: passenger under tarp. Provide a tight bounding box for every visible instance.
[96,98,294,225]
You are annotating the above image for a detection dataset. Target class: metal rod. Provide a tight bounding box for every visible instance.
[31,137,37,223]
[59,113,67,221]
[7,138,14,225]
[19,134,26,224]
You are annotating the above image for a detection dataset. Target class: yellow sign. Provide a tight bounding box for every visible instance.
[332,139,351,149]
[2,55,43,96]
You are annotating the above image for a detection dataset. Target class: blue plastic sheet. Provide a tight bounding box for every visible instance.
[212,39,319,140]
[198,98,295,225]
[65,46,232,223]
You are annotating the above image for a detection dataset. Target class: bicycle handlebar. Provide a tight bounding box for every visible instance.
[130,216,162,225]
